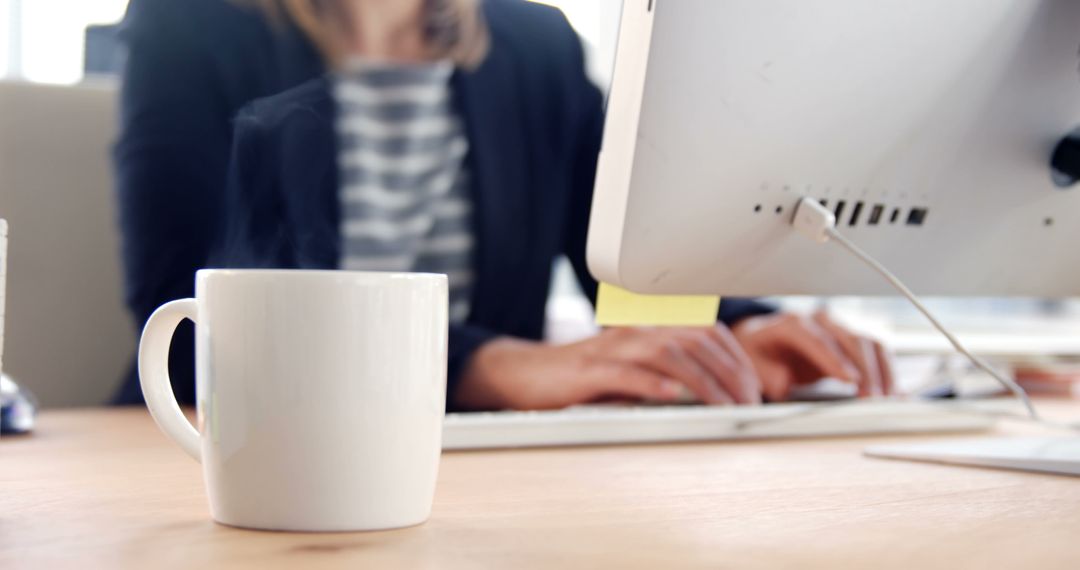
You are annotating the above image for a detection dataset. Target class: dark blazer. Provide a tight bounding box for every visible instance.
[114,0,326,405]
[114,0,772,407]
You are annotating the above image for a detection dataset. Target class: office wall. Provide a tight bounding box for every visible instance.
[0,80,132,407]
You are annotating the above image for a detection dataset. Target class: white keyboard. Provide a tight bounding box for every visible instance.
[442,399,1013,450]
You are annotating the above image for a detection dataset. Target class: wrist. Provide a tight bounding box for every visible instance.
[453,337,537,411]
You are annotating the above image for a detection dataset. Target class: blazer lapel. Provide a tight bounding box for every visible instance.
[279,80,340,269]
[453,51,531,321]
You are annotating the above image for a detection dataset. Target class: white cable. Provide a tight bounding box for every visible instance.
[825,227,1040,419]
[792,198,1041,421]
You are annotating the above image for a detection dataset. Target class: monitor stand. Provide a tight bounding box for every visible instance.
[865,437,1080,476]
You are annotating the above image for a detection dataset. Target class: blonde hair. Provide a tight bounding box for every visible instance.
[239,0,489,69]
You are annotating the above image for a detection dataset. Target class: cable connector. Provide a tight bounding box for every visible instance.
[792,197,836,243]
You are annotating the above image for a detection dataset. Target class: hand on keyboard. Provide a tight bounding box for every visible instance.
[454,326,762,410]
[732,311,893,401]
[453,312,893,411]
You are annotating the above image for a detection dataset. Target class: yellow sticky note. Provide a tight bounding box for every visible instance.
[595,282,720,327]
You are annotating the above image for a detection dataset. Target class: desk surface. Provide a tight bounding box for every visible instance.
[3,404,1080,569]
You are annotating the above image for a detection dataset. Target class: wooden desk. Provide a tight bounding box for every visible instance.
[3,404,1079,569]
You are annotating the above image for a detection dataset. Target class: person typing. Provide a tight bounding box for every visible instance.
[114,0,891,411]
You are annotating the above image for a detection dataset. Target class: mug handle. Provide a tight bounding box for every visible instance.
[138,298,202,461]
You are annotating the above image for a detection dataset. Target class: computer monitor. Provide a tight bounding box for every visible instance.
[587,0,1080,298]
[585,0,1080,476]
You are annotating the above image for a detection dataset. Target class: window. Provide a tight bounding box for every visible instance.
[1,0,129,84]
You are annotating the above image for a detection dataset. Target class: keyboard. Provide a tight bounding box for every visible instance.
[442,399,1013,450]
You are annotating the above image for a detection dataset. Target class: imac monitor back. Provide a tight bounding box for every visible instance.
[587,0,1080,297]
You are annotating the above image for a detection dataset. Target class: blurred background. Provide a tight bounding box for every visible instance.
[2,0,1080,408]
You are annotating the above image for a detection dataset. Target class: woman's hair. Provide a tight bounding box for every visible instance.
[239,0,489,68]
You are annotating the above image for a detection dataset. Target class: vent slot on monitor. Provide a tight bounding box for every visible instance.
[833,200,847,221]
[848,201,865,226]
[906,207,929,226]
[868,204,885,225]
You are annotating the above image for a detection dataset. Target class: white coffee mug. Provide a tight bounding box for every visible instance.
[139,269,448,532]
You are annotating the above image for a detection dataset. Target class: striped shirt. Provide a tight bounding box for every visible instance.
[334,61,474,323]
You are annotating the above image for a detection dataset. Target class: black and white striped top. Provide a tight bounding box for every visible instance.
[334,61,474,323]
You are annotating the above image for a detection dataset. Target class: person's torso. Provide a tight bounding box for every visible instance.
[334,61,475,323]
[214,0,597,339]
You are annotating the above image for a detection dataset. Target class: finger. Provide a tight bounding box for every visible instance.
[756,358,796,402]
[731,318,800,401]
[675,328,761,405]
[631,335,736,405]
[812,312,882,396]
[856,336,884,397]
[873,341,895,395]
[771,315,861,384]
[708,325,763,404]
[667,341,737,405]
[675,334,753,404]
[584,362,685,403]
